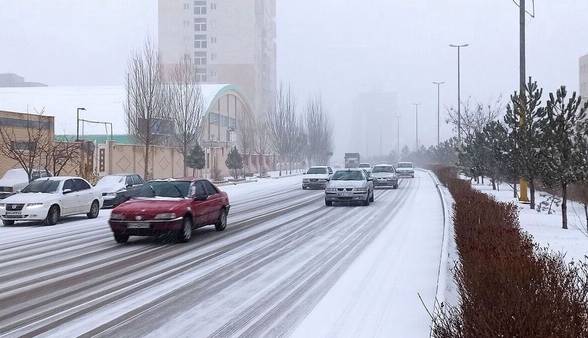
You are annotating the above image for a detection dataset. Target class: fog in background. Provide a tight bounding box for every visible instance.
[1,0,587,162]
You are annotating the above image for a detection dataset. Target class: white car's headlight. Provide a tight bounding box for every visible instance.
[303,179,310,183]
[110,213,125,220]
[26,203,44,208]
[354,187,368,192]
[154,213,177,220]
[104,193,117,198]
[325,187,337,192]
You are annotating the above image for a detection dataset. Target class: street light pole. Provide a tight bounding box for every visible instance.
[394,115,401,159]
[433,81,445,146]
[76,107,86,141]
[412,103,420,150]
[449,43,469,142]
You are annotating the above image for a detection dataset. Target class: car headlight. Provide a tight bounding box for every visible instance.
[325,187,337,192]
[26,203,44,208]
[303,179,310,183]
[103,192,117,198]
[154,213,177,220]
[110,213,125,220]
[354,187,368,192]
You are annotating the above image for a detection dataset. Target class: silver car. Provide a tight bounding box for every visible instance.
[371,164,399,189]
[396,162,415,178]
[325,169,374,206]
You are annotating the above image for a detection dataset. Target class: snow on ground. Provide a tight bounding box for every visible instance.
[293,171,445,338]
[475,183,588,262]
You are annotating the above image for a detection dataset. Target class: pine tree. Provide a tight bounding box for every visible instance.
[503,78,545,209]
[186,142,206,176]
[541,86,588,229]
[226,146,244,179]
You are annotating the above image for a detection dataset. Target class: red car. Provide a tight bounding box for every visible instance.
[108,179,230,243]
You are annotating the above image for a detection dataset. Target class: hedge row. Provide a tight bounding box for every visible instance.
[432,166,588,338]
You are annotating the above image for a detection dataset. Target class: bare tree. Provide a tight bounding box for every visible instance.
[446,96,504,140]
[267,83,297,176]
[125,39,165,179]
[40,138,81,176]
[305,95,333,166]
[167,56,205,176]
[239,111,257,172]
[0,109,50,181]
[253,115,270,176]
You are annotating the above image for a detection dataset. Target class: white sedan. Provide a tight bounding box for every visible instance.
[0,176,103,225]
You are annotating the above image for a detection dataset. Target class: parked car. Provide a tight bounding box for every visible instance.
[95,174,145,208]
[396,162,415,178]
[302,166,333,190]
[325,168,374,206]
[0,168,51,200]
[109,179,230,243]
[371,164,399,189]
[0,176,102,226]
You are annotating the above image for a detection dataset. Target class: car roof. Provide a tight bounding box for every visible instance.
[37,176,81,181]
[374,164,394,167]
[309,166,329,169]
[398,162,413,164]
[335,168,363,172]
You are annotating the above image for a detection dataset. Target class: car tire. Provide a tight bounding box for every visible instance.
[325,200,333,207]
[44,205,60,226]
[87,200,100,219]
[369,190,374,202]
[362,195,370,206]
[393,184,398,189]
[114,233,129,244]
[2,220,15,226]
[215,209,228,232]
[177,217,193,243]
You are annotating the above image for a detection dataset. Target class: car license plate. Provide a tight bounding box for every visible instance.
[5,211,21,216]
[127,222,150,229]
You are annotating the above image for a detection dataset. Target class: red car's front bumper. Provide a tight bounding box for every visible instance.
[109,217,183,236]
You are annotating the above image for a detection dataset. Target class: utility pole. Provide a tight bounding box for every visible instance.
[449,43,469,142]
[76,107,86,141]
[413,103,420,150]
[433,81,445,146]
[394,115,401,159]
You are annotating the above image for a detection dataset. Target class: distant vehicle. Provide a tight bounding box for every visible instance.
[371,164,399,189]
[0,169,51,200]
[396,162,415,178]
[109,179,230,243]
[344,153,360,168]
[95,174,145,208]
[302,166,333,190]
[359,163,372,173]
[325,168,374,206]
[0,176,102,226]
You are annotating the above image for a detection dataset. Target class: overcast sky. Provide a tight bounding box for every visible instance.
[1,0,587,158]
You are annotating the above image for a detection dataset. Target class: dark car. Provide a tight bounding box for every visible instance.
[108,179,230,243]
[95,174,145,208]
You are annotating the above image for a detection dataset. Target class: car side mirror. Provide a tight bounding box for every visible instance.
[63,189,73,194]
[194,194,208,201]
[367,178,373,182]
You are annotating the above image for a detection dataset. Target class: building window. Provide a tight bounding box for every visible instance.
[194,51,207,65]
[194,18,207,31]
[184,3,190,10]
[194,0,207,15]
[210,36,217,44]
[194,34,207,49]
[197,74,207,82]
[11,141,36,152]
[210,53,216,61]
[211,2,217,10]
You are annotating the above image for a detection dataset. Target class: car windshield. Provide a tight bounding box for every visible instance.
[136,181,191,198]
[21,179,60,193]
[307,168,327,175]
[96,176,125,187]
[398,163,413,168]
[372,166,395,173]
[331,170,364,181]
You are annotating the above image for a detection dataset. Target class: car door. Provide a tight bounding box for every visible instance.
[203,180,222,223]
[74,179,93,213]
[61,179,78,215]
[190,181,213,226]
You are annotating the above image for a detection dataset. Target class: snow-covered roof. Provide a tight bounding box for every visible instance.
[0,84,250,136]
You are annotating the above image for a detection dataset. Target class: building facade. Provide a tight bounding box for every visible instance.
[158,0,277,116]
[581,54,588,100]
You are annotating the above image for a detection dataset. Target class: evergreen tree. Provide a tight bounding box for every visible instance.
[226,146,244,179]
[541,86,588,229]
[186,142,205,176]
[503,78,545,209]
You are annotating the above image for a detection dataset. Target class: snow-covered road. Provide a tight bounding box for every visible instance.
[0,171,445,337]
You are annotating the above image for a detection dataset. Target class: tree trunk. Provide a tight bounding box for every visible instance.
[481,176,484,184]
[562,183,568,230]
[491,178,496,191]
[144,140,150,180]
[529,179,536,210]
[513,182,518,199]
[584,203,588,233]
[183,143,188,177]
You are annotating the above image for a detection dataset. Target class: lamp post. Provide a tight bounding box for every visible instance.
[433,81,445,146]
[76,107,86,141]
[412,103,420,150]
[394,115,401,160]
[449,43,469,141]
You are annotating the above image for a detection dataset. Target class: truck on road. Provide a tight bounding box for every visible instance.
[344,153,360,168]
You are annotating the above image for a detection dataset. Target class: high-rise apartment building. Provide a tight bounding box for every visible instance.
[158,0,277,115]
[581,54,588,99]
